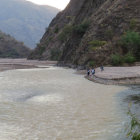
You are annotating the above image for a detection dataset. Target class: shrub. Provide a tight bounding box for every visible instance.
[105,29,114,40]
[58,25,73,41]
[88,40,107,51]
[123,53,136,64]
[73,20,89,36]
[38,46,46,55]
[48,36,53,41]
[127,108,140,140]
[66,16,75,21]
[88,60,95,67]
[121,31,140,60]
[50,48,61,60]
[88,46,98,51]
[122,31,140,48]
[111,54,123,66]
[89,40,107,47]
[54,26,59,33]
[130,19,137,30]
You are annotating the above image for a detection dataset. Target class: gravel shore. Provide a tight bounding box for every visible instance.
[86,66,140,85]
[0,58,57,72]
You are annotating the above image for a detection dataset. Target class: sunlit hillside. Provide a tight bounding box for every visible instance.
[0,0,60,48]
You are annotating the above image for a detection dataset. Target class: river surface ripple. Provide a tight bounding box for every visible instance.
[0,67,128,140]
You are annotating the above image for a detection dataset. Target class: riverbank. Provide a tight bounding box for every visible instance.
[84,66,140,85]
[0,59,140,86]
[0,58,57,72]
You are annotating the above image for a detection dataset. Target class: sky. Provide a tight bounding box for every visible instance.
[26,0,70,10]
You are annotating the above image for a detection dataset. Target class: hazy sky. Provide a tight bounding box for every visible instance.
[26,0,70,10]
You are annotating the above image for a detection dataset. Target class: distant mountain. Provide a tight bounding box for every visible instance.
[0,0,60,48]
[0,30,31,58]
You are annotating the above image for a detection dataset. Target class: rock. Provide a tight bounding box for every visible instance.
[29,0,140,67]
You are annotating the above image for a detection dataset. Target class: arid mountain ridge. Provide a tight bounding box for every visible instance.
[0,30,30,58]
[0,0,59,48]
[29,0,140,67]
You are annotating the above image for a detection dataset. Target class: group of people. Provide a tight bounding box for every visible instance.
[87,68,95,76]
[87,65,104,76]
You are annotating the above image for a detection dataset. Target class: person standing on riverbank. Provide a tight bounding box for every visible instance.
[100,65,104,72]
[91,68,95,76]
[87,69,90,76]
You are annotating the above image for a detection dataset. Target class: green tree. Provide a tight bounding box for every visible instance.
[123,53,136,64]
[121,31,140,60]
[73,20,89,36]
[58,25,73,41]
[111,54,123,66]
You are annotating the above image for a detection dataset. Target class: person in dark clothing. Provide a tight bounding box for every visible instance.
[100,65,104,71]
[87,69,90,76]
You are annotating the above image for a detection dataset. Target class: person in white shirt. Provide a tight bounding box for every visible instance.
[91,68,95,76]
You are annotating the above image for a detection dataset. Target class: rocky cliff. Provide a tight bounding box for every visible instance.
[28,0,140,67]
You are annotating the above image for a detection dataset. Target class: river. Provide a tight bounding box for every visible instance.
[0,66,129,140]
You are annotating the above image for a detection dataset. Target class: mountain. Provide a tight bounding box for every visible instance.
[0,0,60,48]
[0,30,31,58]
[28,0,140,67]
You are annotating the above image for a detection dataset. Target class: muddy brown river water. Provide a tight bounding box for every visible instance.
[0,67,129,140]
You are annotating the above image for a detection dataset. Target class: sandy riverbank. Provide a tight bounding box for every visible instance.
[0,59,140,85]
[85,66,140,85]
[0,58,57,72]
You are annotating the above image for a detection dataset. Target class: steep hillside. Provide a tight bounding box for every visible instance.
[29,0,140,67]
[0,30,31,58]
[0,0,59,48]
